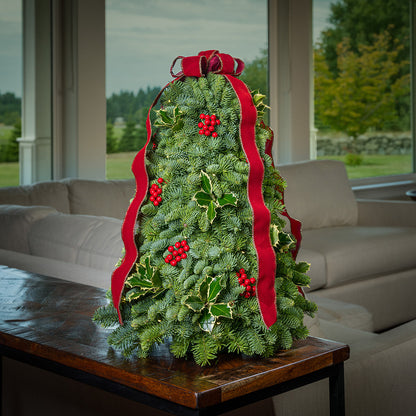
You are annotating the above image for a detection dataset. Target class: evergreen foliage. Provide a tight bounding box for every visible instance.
[94,72,316,366]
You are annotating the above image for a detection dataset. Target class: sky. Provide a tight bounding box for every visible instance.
[0,0,334,97]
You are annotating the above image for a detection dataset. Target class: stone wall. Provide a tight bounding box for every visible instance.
[316,132,412,156]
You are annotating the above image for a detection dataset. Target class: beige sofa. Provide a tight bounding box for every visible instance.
[1,160,416,416]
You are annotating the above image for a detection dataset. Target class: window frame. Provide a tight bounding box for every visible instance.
[19,0,416,189]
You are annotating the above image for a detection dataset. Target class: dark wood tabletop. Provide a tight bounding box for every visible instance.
[0,266,349,414]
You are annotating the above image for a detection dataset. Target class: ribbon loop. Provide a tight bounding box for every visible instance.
[171,50,243,78]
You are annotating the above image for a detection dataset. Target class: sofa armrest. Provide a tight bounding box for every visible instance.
[357,198,416,227]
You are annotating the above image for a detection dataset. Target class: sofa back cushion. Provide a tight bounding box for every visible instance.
[28,213,123,272]
[278,160,358,230]
[0,205,58,253]
[65,179,135,219]
[0,181,70,213]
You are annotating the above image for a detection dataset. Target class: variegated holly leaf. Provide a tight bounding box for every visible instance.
[125,287,148,302]
[125,256,162,302]
[194,171,238,224]
[209,302,233,318]
[184,295,205,312]
[270,224,280,247]
[217,193,237,207]
[201,171,212,194]
[207,201,217,223]
[194,191,213,208]
[278,231,294,252]
[252,90,270,121]
[198,275,211,301]
[198,310,215,332]
[207,276,222,303]
[154,106,184,131]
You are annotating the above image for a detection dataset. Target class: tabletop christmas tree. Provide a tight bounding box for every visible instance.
[93,50,316,366]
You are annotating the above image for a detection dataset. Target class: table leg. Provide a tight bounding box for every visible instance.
[329,362,345,416]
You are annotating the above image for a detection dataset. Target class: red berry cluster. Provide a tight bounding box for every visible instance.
[149,178,164,206]
[237,268,256,298]
[198,113,220,138]
[165,240,190,266]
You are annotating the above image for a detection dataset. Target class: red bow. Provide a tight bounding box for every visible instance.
[111,50,280,328]
[170,50,245,78]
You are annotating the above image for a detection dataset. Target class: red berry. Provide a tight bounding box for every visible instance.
[216,119,221,125]
[244,292,251,298]
[238,278,244,285]
[181,240,187,246]
[168,246,174,252]
[181,253,187,259]
[200,113,205,119]
[173,250,178,256]
[153,201,159,206]
[175,242,181,248]
[175,256,181,262]
[178,248,184,254]
[149,196,155,202]
[236,272,240,278]
[244,279,250,286]
[204,131,211,136]
[198,122,204,128]
[165,257,170,263]
[157,178,164,183]
[199,129,204,135]
[156,188,162,195]
[240,273,247,280]
[212,132,218,138]
[170,260,177,266]
[250,277,256,284]
[210,114,216,120]
[239,268,245,273]
[210,120,216,126]
[166,254,173,261]
[205,119,211,125]
[246,286,252,292]
[184,245,190,252]
[209,126,215,132]
[156,196,162,203]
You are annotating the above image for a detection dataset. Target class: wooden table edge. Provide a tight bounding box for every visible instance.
[0,329,349,410]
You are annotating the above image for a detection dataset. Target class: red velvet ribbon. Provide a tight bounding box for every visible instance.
[111,50,278,327]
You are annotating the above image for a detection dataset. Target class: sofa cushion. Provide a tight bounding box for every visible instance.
[0,182,70,213]
[278,160,358,230]
[28,213,123,272]
[0,205,58,253]
[0,253,111,289]
[308,295,374,332]
[301,225,416,288]
[64,179,135,219]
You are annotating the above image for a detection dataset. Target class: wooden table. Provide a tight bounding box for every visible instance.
[0,266,349,415]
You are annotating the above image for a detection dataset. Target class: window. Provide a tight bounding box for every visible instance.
[0,0,22,187]
[313,0,412,179]
[105,0,268,180]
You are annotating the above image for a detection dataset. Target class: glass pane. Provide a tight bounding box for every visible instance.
[0,0,22,187]
[105,0,268,179]
[313,0,412,179]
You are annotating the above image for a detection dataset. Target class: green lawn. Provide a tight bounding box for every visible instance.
[0,162,19,187]
[0,125,12,144]
[106,152,136,179]
[318,154,413,179]
[0,153,413,187]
